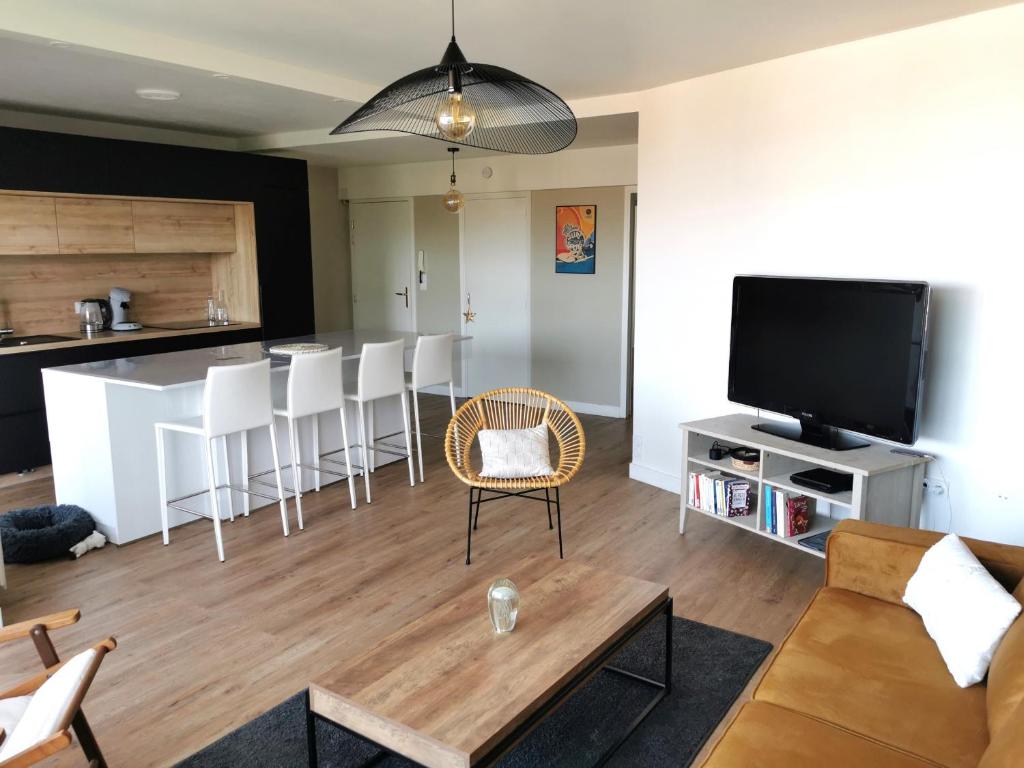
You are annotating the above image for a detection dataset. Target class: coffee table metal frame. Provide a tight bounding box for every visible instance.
[306,595,673,768]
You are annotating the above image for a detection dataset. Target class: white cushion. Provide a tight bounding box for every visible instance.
[0,649,96,761]
[0,695,30,742]
[478,425,554,479]
[903,534,1022,688]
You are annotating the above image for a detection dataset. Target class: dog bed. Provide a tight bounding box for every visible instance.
[0,504,96,563]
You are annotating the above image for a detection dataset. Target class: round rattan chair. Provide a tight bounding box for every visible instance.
[445,387,585,564]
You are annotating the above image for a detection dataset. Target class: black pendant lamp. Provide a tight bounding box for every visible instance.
[443,148,464,213]
[331,1,577,154]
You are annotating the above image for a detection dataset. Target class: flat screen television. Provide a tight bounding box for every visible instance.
[728,276,930,450]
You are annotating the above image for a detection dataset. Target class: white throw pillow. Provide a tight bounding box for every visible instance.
[478,425,554,479]
[903,534,1021,688]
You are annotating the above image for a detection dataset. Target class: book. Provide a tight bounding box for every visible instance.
[689,470,751,517]
[764,485,773,533]
[786,496,811,536]
[775,489,787,537]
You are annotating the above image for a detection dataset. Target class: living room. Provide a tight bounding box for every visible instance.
[0,2,1022,767]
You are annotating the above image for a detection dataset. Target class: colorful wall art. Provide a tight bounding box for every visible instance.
[555,204,596,274]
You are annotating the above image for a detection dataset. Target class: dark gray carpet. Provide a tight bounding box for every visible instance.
[177,616,770,768]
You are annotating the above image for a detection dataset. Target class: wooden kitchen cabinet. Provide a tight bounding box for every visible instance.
[132,200,237,253]
[0,195,59,255]
[55,197,135,254]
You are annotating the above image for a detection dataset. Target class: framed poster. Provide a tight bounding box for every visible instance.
[555,204,596,274]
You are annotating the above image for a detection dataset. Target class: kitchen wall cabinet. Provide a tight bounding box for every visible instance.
[132,200,236,253]
[0,195,59,255]
[55,197,135,254]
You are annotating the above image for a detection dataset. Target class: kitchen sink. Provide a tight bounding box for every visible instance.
[0,334,77,347]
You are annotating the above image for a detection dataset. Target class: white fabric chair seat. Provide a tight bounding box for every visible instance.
[0,695,31,742]
[0,649,96,761]
[154,415,205,435]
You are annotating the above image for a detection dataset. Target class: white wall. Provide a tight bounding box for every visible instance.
[630,5,1024,543]
[308,165,353,332]
[339,144,637,199]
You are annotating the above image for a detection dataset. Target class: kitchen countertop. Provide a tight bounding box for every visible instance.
[0,322,262,357]
[44,329,470,390]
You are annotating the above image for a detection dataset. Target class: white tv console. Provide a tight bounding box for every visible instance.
[679,414,931,558]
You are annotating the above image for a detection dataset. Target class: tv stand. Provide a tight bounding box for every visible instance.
[751,420,869,451]
[679,414,931,558]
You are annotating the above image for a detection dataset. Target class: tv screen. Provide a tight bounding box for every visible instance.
[728,276,930,445]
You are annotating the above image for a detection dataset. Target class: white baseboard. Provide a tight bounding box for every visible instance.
[563,400,625,418]
[628,462,681,494]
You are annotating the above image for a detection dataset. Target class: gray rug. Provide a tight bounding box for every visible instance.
[177,616,770,768]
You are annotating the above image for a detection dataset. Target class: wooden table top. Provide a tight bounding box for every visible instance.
[309,556,669,768]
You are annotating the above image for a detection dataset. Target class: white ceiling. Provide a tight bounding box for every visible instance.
[0,0,1017,165]
[0,33,358,137]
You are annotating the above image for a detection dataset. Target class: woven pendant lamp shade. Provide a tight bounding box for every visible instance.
[331,36,577,155]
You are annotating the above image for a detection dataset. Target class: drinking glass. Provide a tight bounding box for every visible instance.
[487,578,520,633]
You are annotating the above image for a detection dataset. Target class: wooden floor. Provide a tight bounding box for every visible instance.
[0,396,823,767]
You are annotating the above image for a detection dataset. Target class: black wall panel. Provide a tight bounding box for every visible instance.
[0,125,314,338]
[0,126,313,473]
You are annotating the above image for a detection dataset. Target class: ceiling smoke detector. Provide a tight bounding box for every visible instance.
[135,88,181,101]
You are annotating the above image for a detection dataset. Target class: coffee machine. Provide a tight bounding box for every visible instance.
[109,287,142,331]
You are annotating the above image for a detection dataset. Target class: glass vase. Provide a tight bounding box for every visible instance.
[487,578,520,633]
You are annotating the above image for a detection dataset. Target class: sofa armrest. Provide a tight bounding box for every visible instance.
[826,520,1024,606]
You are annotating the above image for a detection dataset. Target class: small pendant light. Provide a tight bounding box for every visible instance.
[443,147,464,213]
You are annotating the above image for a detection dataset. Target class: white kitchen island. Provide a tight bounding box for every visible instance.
[42,330,469,544]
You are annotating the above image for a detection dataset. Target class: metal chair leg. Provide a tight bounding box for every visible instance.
[473,491,480,530]
[288,417,304,530]
[412,389,425,483]
[240,429,250,517]
[465,487,475,565]
[219,435,235,522]
[205,438,226,562]
[545,487,553,530]
[556,486,564,559]
[268,423,290,537]
[339,407,357,510]
[358,404,372,503]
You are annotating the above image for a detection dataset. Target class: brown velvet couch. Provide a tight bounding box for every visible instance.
[702,519,1024,768]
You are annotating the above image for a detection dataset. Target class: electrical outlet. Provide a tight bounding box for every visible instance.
[633,435,644,462]
[923,478,947,496]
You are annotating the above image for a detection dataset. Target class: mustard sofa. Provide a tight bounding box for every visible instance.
[702,519,1024,768]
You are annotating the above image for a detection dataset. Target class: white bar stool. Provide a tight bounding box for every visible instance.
[345,338,415,503]
[257,347,357,524]
[406,333,457,482]
[155,358,290,562]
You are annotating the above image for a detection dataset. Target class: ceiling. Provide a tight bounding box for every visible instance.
[0,0,1017,166]
[0,34,359,137]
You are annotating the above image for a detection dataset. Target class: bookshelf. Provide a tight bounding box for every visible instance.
[679,414,931,558]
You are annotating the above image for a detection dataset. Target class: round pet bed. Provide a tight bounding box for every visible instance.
[0,504,96,563]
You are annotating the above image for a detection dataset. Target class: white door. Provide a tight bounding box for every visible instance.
[350,200,414,330]
[461,195,530,394]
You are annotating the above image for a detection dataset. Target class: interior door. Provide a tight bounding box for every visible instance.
[350,200,413,330]
[461,195,530,394]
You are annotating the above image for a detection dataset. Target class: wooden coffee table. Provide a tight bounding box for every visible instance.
[306,557,672,767]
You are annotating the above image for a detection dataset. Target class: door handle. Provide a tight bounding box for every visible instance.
[395,286,408,308]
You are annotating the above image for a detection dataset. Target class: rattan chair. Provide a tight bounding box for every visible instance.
[445,387,585,565]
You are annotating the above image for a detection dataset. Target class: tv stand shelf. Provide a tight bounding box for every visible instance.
[679,414,931,558]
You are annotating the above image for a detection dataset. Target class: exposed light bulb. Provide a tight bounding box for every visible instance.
[443,184,464,213]
[435,91,476,141]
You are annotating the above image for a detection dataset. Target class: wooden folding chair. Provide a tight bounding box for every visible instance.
[0,609,116,768]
